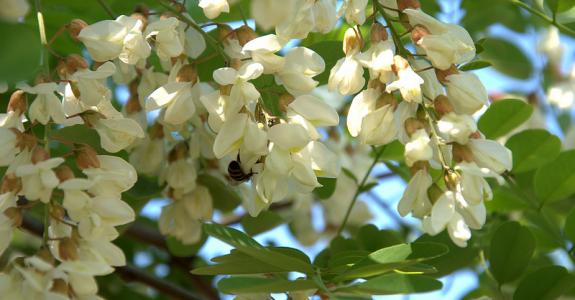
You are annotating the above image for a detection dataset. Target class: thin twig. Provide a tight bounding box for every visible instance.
[95,0,116,18]
[336,146,384,236]
[509,0,575,37]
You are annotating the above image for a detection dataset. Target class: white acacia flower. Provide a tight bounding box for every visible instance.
[538,27,563,65]
[404,9,475,70]
[338,0,369,25]
[183,23,207,59]
[386,56,424,103]
[94,117,145,153]
[405,129,433,167]
[213,61,263,106]
[455,161,503,205]
[357,40,396,83]
[468,139,512,174]
[16,157,64,203]
[395,101,418,144]
[138,67,169,104]
[213,113,249,159]
[275,0,315,40]
[359,103,397,145]
[164,158,197,194]
[159,201,203,245]
[0,193,17,256]
[437,112,477,144]
[78,19,127,62]
[410,59,444,100]
[69,61,116,107]
[251,0,294,31]
[0,128,19,166]
[313,0,338,33]
[268,123,311,153]
[83,155,137,197]
[18,82,66,125]
[422,191,471,247]
[276,47,325,95]
[328,54,365,96]
[398,170,433,218]
[238,120,268,171]
[144,17,185,60]
[323,173,372,226]
[547,82,574,109]
[347,88,378,137]
[116,15,151,65]
[199,0,229,19]
[254,167,289,204]
[129,136,165,176]
[242,35,285,74]
[296,141,340,178]
[287,94,339,139]
[445,72,488,114]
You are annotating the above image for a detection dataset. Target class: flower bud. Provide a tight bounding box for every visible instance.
[398,0,421,11]
[434,95,454,116]
[51,204,67,221]
[391,55,410,73]
[1,174,21,194]
[149,122,165,139]
[31,147,50,164]
[51,278,70,295]
[236,25,258,46]
[410,25,429,44]
[377,92,397,109]
[444,168,461,190]
[452,143,474,163]
[343,27,363,55]
[55,165,75,182]
[75,145,100,169]
[58,237,78,261]
[370,23,388,44]
[219,84,232,96]
[134,4,150,17]
[435,65,458,84]
[168,142,189,162]
[404,117,425,136]
[410,161,429,174]
[175,64,198,84]
[4,207,22,227]
[367,79,386,91]
[7,90,27,115]
[278,93,295,112]
[131,12,148,29]
[58,54,89,78]
[67,19,88,41]
[125,94,143,114]
[14,130,37,151]
[218,24,236,43]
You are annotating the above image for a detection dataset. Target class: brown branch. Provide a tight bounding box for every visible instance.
[20,215,208,300]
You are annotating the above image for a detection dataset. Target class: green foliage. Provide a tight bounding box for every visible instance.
[166,234,206,257]
[489,221,536,285]
[313,177,338,199]
[459,60,492,72]
[241,211,285,236]
[564,208,575,243]
[534,150,575,203]
[513,266,575,300]
[461,0,532,34]
[479,38,533,79]
[196,174,242,212]
[478,99,533,139]
[218,277,318,294]
[0,22,42,83]
[505,129,561,173]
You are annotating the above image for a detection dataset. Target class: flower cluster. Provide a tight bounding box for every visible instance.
[338,2,512,247]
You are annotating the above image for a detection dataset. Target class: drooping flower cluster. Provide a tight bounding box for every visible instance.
[338,3,512,247]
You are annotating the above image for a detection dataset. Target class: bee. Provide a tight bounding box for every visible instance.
[227,154,255,183]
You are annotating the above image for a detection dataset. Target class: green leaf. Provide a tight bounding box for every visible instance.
[166,234,206,257]
[313,177,337,199]
[564,208,575,243]
[513,266,575,300]
[218,277,317,294]
[196,174,241,212]
[461,0,531,34]
[478,99,533,139]
[505,129,561,173]
[534,150,575,203]
[336,273,442,295]
[241,211,284,236]
[489,221,536,284]
[377,140,405,161]
[50,125,103,152]
[414,232,479,277]
[479,38,533,79]
[192,251,288,275]
[333,243,448,281]
[203,223,315,274]
[459,60,492,71]
[0,22,42,83]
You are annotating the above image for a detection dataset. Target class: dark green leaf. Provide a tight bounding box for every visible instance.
[241,211,284,236]
[306,41,344,85]
[459,60,492,71]
[478,99,533,139]
[50,125,103,152]
[505,129,561,173]
[313,177,338,199]
[489,221,536,284]
[217,277,317,294]
[0,22,42,83]
[534,150,575,203]
[192,251,287,275]
[166,235,205,257]
[480,38,533,79]
[336,273,442,295]
[414,232,479,277]
[564,208,575,243]
[513,266,575,300]
[197,174,242,212]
